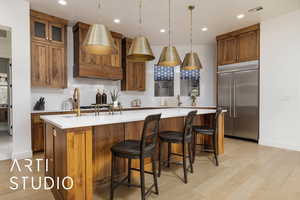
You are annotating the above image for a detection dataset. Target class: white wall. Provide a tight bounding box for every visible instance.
[259,9,300,151]
[0,0,31,159]
[31,27,216,110]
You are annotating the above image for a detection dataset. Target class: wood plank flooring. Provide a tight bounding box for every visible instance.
[1,138,300,200]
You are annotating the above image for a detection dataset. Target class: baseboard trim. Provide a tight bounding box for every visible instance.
[0,153,11,161]
[11,150,33,160]
[259,139,300,152]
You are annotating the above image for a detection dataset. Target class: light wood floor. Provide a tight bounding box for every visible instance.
[1,138,300,200]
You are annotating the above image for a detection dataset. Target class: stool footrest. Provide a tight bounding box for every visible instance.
[130,167,155,175]
[112,176,156,197]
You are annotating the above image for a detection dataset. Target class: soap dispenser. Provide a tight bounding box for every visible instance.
[96,89,102,105]
[102,90,107,105]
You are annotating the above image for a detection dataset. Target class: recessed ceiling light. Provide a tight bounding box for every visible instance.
[113,19,120,24]
[237,14,245,19]
[201,27,208,32]
[58,0,67,6]
[160,29,166,33]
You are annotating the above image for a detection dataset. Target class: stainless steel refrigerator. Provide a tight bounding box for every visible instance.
[217,62,259,141]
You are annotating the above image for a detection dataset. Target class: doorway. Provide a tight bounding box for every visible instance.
[0,26,12,160]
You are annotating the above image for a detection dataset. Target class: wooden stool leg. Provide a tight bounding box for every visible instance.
[151,155,159,195]
[128,158,132,185]
[182,143,188,184]
[212,134,219,166]
[110,153,115,200]
[158,141,162,177]
[140,158,146,200]
[192,133,196,163]
[167,142,171,168]
[188,143,194,173]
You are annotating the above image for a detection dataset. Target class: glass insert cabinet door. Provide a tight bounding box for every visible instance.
[31,19,64,44]
[31,18,49,42]
[49,23,64,44]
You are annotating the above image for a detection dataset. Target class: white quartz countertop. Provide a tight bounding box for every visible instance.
[40,108,219,130]
[32,106,217,114]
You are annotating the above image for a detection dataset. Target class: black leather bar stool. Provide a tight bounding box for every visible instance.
[158,110,197,184]
[110,114,161,200]
[192,108,223,166]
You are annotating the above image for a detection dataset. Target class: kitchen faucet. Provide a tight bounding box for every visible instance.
[177,95,182,107]
[73,88,81,117]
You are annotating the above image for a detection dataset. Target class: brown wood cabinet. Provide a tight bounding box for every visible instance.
[217,24,260,66]
[30,10,68,88]
[0,108,8,122]
[73,22,123,80]
[31,114,45,152]
[121,38,146,91]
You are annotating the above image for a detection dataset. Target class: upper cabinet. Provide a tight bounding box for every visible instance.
[121,38,146,91]
[217,24,260,66]
[30,10,68,88]
[73,22,123,80]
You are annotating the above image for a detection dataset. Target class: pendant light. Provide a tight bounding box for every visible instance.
[83,0,115,55]
[181,5,202,70]
[127,0,155,62]
[157,0,181,67]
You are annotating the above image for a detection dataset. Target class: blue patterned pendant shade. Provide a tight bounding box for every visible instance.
[154,66,174,81]
[180,69,200,80]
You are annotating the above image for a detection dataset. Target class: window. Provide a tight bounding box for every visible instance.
[180,69,200,96]
[154,66,174,97]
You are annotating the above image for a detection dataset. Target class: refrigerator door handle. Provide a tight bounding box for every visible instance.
[233,80,237,118]
[229,79,232,117]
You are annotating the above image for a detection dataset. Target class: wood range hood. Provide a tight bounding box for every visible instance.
[73,22,123,80]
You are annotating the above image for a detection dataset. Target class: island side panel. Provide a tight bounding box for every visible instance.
[217,113,225,154]
[159,117,185,162]
[45,123,68,200]
[66,127,93,200]
[93,123,126,182]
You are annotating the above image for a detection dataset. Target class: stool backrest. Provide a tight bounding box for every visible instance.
[183,110,197,140]
[140,114,162,154]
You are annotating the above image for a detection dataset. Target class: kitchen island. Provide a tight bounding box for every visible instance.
[41,108,225,200]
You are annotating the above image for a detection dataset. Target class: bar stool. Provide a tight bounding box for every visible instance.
[158,110,197,184]
[192,108,223,166]
[110,114,161,200]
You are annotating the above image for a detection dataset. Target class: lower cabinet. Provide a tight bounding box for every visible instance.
[0,108,8,122]
[31,114,45,152]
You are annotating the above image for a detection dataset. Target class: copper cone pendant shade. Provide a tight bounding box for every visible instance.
[83,24,115,55]
[182,52,202,70]
[157,46,181,66]
[127,36,155,62]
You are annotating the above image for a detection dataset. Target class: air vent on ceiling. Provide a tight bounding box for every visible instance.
[0,29,7,38]
[248,6,263,13]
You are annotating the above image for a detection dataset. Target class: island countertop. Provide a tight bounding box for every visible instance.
[41,108,218,129]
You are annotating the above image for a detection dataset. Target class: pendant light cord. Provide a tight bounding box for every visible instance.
[168,0,171,47]
[190,6,193,53]
[98,0,102,23]
[139,0,143,36]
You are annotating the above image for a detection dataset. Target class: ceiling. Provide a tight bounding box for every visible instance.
[29,0,300,45]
